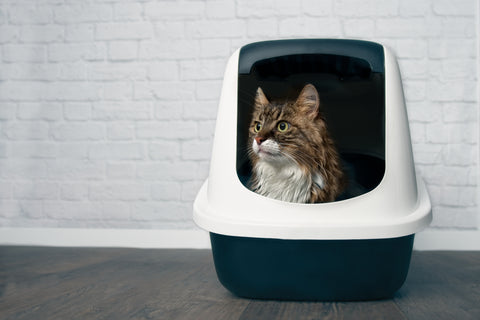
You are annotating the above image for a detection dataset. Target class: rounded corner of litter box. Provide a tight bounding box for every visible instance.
[412,176,433,230]
[193,179,212,231]
[389,175,432,238]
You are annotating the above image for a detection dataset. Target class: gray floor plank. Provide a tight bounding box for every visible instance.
[1,247,479,320]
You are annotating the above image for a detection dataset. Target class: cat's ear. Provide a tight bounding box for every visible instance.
[254,87,270,108]
[296,84,320,119]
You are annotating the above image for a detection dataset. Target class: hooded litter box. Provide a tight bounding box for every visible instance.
[193,39,432,301]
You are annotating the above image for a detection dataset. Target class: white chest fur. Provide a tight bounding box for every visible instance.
[252,160,324,203]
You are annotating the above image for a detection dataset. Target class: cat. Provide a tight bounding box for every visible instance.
[247,83,345,203]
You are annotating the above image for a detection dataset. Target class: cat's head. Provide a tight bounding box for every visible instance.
[248,83,327,165]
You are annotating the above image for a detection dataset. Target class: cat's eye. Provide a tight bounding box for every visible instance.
[254,122,262,132]
[277,121,290,132]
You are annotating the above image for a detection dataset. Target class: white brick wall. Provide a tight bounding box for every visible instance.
[0,0,478,231]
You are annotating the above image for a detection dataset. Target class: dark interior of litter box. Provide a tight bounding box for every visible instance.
[236,40,386,200]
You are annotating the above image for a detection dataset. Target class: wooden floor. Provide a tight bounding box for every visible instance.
[0,247,479,320]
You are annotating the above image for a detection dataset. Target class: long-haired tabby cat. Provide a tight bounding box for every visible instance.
[248,83,345,203]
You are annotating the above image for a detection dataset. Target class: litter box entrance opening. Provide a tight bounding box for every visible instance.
[236,40,386,201]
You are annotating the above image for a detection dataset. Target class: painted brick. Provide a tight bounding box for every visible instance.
[53,4,112,23]
[195,81,222,100]
[92,102,152,120]
[0,160,47,179]
[101,202,131,221]
[3,44,46,62]
[100,82,133,101]
[48,43,106,62]
[185,20,246,39]
[20,25,64,43]
[182,101,218,120]
[443,103,477,123]
[237,0,276,18]
[0,81,46,101]
[0,143,7,158]
[442,18,476,38]
[334,0,398,17]
[14,182,59,200]
[0,104,16,120]
[399,59,427,79]
[343,19,375,38]
[106,163,135,180]
[433,0,475,16]
[114,3,143,21]
[148,61,179,81]
[17,102,63,121]
[181,180,204,202]
[10,142,58,159]
[139,40,200,60]
[154,21,185,40]
[58,63,88,81]
[279,17,342,37]
[412,143,443,165]
[3,122,50,140]
[134,81,196,101]
[108,41,138,61]
[0,26,19,43]
[65,24,94,42]
[376,18,438,38]
[0,201,22,218]
[247,18,279,38]
[136,161,198,181]
[200,39,231,58]
[440,186,477,207]
[88,142,145,160]
[0,183,14,199]
[403,80,426,102]
[52,123,105,141]
[155,102,183,120]
[89,183,150,201]
[9,6,52,24]
[426,80,476,102]
[46,160,105,180]
[180,59,226,80]
[274,1,302,16]
[407,102,442,123]
[0,0,477,231]
[88,63,148,81]
[444,144,477,166]
[144,1,205,20]
[149,141,181,160]
[20,201,44,219]
[428,39,476,59]
[136,121,197,140]
[181,140,212,161]
[64,103,92,121]
[151,182,182,201]
[107,122,135,141]
[61,183,89,201]
[44,201,102,220]
[399,0,431,17]
[396,40,427,58]
[197,120,216,140]
[95,22,154,40]
[206,1,236,19]
[302,0,333,16]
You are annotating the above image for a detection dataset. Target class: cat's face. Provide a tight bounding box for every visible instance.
[248,84,324,165]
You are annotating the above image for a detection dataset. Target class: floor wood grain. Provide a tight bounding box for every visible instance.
[0,247,479,320]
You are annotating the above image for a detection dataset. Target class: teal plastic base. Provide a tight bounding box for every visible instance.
[210,233,414,301]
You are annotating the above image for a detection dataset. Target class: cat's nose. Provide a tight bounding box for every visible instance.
[255,136,265,145]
